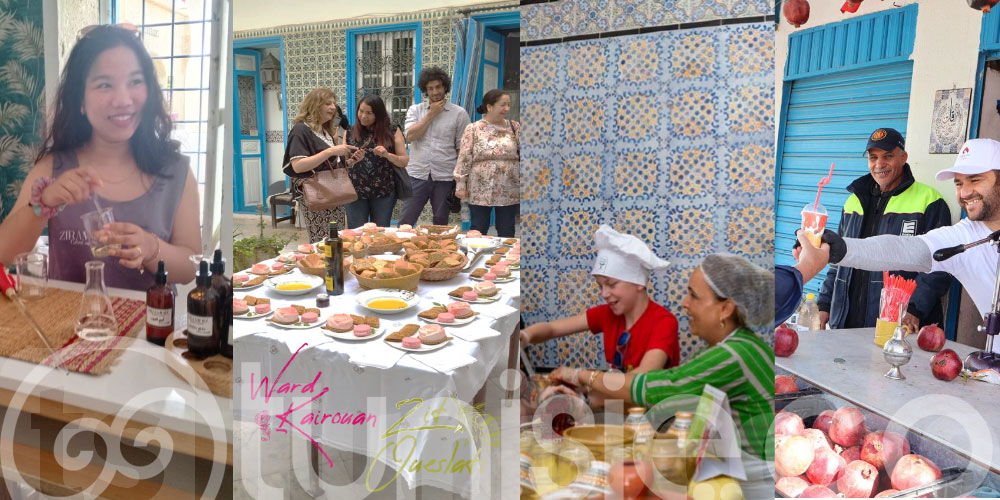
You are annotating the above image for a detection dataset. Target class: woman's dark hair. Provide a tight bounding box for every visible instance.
[476,89,509,115]
[417,67,451,94]
[334,105,350,131]
[39,25,180,177]
[350,95,393,151]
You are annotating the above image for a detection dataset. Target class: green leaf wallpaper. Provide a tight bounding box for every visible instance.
[0,0,43,220]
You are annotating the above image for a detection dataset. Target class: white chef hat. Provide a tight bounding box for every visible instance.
[590,225,670,285]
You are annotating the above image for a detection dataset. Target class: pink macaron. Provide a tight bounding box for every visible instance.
[436,312,455,323]
[254,303,271,314]
[233,274,249,284]
[270,262,285,271]
[462,291,479,301]
[353,324,372,337]
[401,336,421,348]
[483,272,497,281]
[300,312,319,323]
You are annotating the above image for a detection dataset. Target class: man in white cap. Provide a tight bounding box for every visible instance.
[521,225,679,373]
[823,137,1000,353]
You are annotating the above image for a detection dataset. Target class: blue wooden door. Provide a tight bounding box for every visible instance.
[473,28,504,122]
[233,49,268,214]
[776,61,913,294]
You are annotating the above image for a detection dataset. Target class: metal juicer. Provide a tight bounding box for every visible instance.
[933,229,1000,373]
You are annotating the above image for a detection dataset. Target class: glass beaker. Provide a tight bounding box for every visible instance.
[74,261,118,341]
[14,251,47,301]
[80,207,120,258]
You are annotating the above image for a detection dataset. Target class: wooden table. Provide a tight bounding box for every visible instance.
[0,280,233,499]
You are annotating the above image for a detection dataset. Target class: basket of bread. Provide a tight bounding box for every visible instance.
[296,253,353,280]
[415,224,460,240]
[350,257,423,291]
[405,251,468,281]
[402,235,460,255]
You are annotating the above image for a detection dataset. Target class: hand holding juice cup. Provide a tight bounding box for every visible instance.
[801,203,828,248]
[800,162,836,248]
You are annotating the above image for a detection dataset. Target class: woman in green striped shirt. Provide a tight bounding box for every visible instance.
[549,253,775,460]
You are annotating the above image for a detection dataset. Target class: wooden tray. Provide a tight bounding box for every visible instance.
[164,332,232,398]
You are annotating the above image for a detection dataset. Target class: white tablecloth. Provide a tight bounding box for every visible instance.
[234,247,520,495]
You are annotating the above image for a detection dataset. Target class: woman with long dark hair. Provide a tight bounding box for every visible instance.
[282,88,356,242]
[343,95,408,228]
[0,25,201,289]
[454,89,520,237]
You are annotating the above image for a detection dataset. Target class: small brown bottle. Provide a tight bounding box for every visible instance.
[186,260,218,358]
[211,250,233,358]
[145,260,173,346]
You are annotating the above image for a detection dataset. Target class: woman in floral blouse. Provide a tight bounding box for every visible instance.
[454,89,520,237]
[343,95,409,228]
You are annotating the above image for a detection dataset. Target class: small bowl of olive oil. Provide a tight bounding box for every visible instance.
[266,273,324,296]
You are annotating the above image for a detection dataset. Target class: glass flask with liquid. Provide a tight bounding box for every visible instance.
[74,261,117,341]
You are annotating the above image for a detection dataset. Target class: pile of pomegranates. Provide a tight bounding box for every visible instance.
[774,405,943,497]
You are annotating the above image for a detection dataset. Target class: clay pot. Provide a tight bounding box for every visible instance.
[609,459,654,500]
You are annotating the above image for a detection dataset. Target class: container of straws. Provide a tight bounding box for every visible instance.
[875,272,917,347]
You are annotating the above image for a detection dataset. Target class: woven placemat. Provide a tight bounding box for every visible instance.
[0,289,144,375]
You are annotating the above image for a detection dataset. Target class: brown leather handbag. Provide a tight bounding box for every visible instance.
[300,159,357,210]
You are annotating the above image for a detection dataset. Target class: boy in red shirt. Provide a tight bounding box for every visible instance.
[522,225,680,375]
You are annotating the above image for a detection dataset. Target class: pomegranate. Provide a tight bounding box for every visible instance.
[891,454,942,491]
[802,428,833,451]
[930,349,962,381]
[775,411,806,436]
[875,490,900,498]
[861,431,910,471]
[837,460,879,498]
[916,324,945,352]
[775,434,815,477]
[969,0,1000,13]
[783,0,810,27]
[799,485,838,498]
[829,406,866,447]
[840,445,862,463]
[813,409,835,434]
[806,446,846,486]
[776,476,811,498]
[775,325,799,357]
[776,374,799,394]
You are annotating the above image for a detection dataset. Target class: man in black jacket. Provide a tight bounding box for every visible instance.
[817,128,952,332]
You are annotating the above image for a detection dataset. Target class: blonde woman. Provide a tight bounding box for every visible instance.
[282,88,357,242]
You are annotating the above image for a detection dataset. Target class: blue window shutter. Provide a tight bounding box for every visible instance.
[785,4,917,81]
[776,61,914,294]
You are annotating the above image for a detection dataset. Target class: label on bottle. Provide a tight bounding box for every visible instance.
[325,276,334,293]
[187,314,213,338]
[147,307,173,327]
[325,242,333,258]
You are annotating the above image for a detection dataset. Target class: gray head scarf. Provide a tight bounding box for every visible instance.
[700,253,774,328]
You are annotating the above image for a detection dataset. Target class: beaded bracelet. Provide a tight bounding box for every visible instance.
[29,177,66,220]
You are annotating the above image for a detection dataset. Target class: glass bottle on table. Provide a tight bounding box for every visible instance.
[211,250,233,358]
[186,260,218,358]
[145,260,173,346]
[74,261,117,342]
[325,221,344,295]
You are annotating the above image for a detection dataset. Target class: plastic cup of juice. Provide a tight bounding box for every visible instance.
[874,318,899,347]
[801,203,828,248]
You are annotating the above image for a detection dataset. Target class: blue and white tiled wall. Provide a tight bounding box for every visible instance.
[520,20,775,369]
[520,0,775,41]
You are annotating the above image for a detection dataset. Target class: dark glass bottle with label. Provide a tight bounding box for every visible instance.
[186,260,218,358]
[324,221,344,295]
[145,260,173,346]
[211,250,233,358]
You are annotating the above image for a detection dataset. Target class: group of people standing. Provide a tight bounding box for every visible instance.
[282,67,520,242]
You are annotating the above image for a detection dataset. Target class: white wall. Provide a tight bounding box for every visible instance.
[261,48,286,194]
[234,0,502,31]
[775,0,985,221]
